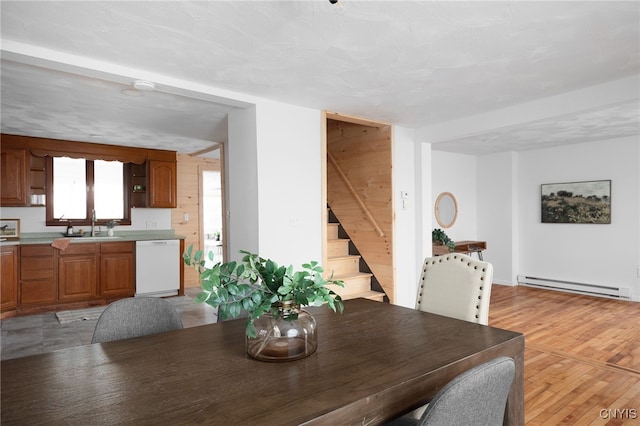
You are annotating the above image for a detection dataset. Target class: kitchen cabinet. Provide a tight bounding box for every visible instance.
[17,241,135,309]
[148,160,177,208]
[0,147,29,206]
[29,155,46,206]
[9,238,181,314]
[129,163,147,208]
[0,246,19,312]
[20,245,57,306]
[128,160,177,208]
[58,243,98,302]
[100,241,135,297]
[3,134,177,210]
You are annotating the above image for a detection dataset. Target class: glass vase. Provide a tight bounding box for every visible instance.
[246,302,317,362]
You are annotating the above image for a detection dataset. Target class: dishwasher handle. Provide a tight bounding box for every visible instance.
[136,240,180,247]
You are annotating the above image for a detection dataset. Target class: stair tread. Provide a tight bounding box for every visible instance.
[327,254,360,260]
[332,272,373,280]
[327,210,385,303]
[340,290,385,301]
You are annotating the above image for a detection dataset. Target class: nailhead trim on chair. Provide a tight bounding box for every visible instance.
[417,253,493,323]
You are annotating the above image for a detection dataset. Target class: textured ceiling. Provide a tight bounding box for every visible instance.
[1,1,639,156]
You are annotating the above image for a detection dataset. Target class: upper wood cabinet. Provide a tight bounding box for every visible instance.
[2,134,177,210]
[0,148,29,206]
[148,160,177,208]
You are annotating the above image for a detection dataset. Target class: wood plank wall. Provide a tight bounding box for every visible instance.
[172,153,221,289]
[326,119,394,302]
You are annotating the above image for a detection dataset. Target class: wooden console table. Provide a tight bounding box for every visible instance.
[433,240,487,259]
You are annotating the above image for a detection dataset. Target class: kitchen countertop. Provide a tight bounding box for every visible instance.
[0,230,186,246]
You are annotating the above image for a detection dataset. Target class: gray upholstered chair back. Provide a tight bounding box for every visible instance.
[419,356,514,425]
[416,253,493,325]
[387,357,515,426]
[91,297,183,343]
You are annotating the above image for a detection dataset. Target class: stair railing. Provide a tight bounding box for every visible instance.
[328,151,385,237]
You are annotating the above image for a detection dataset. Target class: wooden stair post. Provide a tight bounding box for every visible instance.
[326,220,385,302]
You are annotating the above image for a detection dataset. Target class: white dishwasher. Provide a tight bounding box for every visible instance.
[135,240,180,297]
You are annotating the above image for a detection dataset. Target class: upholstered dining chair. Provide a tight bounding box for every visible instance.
[416,253,494,325]
[91,297,184,343]
[386,356,515,426]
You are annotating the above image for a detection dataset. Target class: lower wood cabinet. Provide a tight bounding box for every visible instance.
[20,245,56,305]
[100,242,135,297]
[58,243,98,302]
[13,241,135,312]
[0,246,19,312]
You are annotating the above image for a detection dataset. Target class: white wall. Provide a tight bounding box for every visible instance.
[517,136,640,300]
[0,206,172,234]
[227,106,260,260]
[255,100,323,266]
[227,100,324,268]
[437,136,640,301]
[392,125,425,307]
[477,151,519,285]
[431,151,477,241]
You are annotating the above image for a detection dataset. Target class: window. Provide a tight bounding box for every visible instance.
[46,157,131,226]
[94,160,125,219]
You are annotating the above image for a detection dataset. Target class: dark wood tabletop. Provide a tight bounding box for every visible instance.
[1,298,524,425]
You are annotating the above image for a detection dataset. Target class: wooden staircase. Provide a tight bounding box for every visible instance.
[326,220,386,302]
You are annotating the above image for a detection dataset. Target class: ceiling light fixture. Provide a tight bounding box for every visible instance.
[132,80,156,91]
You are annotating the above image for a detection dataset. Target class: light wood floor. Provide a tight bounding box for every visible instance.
[489,285,640,425]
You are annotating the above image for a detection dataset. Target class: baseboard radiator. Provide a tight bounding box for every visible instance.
[517,275,630,300]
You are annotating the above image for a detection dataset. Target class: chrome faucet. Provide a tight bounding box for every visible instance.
[91,209,96,237]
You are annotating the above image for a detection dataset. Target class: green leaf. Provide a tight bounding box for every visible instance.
[229,302,241,318]
[194,291,210,304]
[245,321,257,338]
[251,291,263,304]
[241,297,252,311]
[227,284,240,295]
[277,285,292,295]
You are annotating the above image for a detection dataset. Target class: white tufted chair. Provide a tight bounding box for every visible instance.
[416,253,494,325]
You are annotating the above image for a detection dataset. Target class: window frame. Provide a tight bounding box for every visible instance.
[45,157,132,227]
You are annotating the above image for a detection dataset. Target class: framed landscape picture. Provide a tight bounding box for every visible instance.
[0,219,20,239]
[541,180,611,224]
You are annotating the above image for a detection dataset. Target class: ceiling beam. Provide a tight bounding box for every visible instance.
[189,143,221,157]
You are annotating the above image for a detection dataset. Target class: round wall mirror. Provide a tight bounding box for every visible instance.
[434,192,458,229]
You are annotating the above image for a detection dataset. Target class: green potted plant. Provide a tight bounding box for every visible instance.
[105,220,118,237]
[432,228,455,252]
[183,247,344,361]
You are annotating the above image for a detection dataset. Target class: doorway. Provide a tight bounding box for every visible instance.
[200,166,225,267]
[324,112,395,302]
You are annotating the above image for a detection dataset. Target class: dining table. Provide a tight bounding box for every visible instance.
[1,298,524,425]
